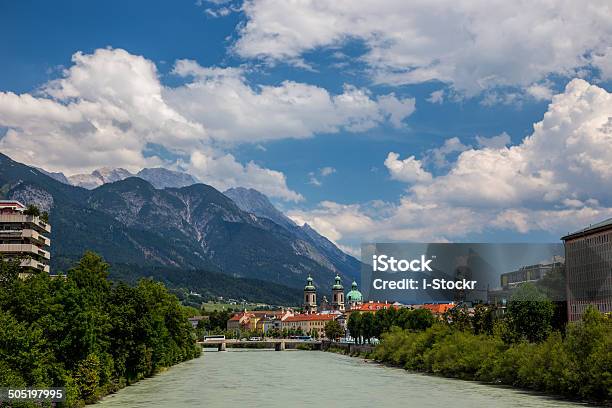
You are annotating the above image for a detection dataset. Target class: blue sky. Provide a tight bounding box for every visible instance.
[1,0,611,252]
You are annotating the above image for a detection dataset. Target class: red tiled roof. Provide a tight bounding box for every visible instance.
[284,314,336,322]
[420,303,454,314]
[228,312,255,321]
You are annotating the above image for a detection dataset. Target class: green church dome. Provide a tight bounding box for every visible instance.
[347,281,362,301]
[304,275,316,291]
[332,274,343,290]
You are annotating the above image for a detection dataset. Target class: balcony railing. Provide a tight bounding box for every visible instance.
[0,229,51,247]
[0,243,51,260]
[0,214,51,233]
[20,258,50,273]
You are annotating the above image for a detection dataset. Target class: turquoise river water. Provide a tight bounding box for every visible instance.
[97,349,594,408]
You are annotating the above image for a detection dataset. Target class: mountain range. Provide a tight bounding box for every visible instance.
[39,166,199,190]
[0,153,360,297]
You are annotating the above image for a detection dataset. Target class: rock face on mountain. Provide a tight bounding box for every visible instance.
[60,167,198,190]
[67,167,134,189]
[224,187,295,231]
[35,167,70,185]
[0,153,359,289]
[224,187,361,284]
[136,168,198,189]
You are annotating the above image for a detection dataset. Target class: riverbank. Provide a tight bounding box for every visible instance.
[0,253,202,407]
[323,323,610,407]
[323,346,609,407]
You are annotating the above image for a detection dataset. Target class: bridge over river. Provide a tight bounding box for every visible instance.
[197,338,322,351]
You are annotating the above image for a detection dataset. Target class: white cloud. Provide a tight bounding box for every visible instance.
[376,93,416,127]
[526,83,554,101]
[0,48,406,201]
[384,152,432,183]
[427,90,444,104]
[188,150,303,201]
[424,136,469,168]
[475,132,511,149]
[0,48,202,174]
[293,79,612,245]
[410,79,612,208]
[320,166,336,177]
[166,60,412,142]
[308,172,322,187]
[235,0,612,96]
[307,166,336,187]
[591,46,612,80]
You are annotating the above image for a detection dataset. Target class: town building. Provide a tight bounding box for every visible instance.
[281,313,336,338]
[488,261,565,313]
[319,295,330,311]
[0,200,51,275]
[351,300,399,312]
[188,315,209,329]
[417,303,455,316]
[562,218,612,321]
[227,312,256,332]
[227,310,294,334]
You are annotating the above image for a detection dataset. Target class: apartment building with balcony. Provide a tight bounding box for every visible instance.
[0,200,51,274]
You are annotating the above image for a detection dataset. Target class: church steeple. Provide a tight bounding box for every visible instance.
[303,275,317,314]
[331,274,345,311]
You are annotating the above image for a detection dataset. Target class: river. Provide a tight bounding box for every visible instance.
[97,349,592,408]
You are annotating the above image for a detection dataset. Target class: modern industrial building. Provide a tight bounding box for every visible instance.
[0,200,51,274]
[487,261,565,316]
[562,218,612,321]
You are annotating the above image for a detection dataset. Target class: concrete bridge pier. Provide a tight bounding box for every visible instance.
[218,342,226,352]
[275,341,285,351]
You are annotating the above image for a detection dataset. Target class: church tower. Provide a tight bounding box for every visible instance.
[303,275,317,314]
[331,274,345,311]
[347,281,363,310]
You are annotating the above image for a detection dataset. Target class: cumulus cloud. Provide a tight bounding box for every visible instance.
[234,0,612,96]
[475,132,511,149]
[188,150,303,201]
[166,59,414,142]
[384,152,432,183]
[424,137,469,168]
[294,79,612,244]
[410,79,612,208]
[0,48,407,201]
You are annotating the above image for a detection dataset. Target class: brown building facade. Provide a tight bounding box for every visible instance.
[562,218,612,321]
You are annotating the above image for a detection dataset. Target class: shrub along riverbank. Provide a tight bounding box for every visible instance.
[0,252,201,407]
[371,307,611,404]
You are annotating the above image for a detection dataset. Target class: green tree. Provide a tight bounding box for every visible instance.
[324,320,344,341]
[444,305,472,332]
[347,312,362,344]
[472,304,494,335]
[405,309,435,331]
[361,312,375,344]
[506,283,554,343]
[23,204,40,217]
